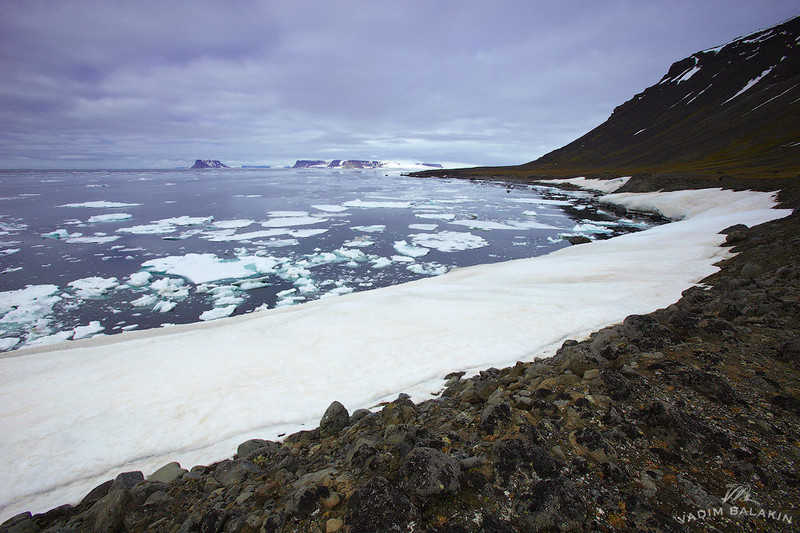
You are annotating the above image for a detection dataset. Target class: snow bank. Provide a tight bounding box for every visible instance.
[537,176,631,193]
[0,187,789,521]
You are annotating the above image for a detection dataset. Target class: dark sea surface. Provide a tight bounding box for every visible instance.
[0,168,661,351]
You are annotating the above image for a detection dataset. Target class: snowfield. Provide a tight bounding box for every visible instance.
[0,183,790,521]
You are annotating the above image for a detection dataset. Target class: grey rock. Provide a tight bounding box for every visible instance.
[741,262,762,278]
[147,462,187,484]
[213,459,261,487]
[286,485,331,517]
[600,370,632,401]
[349,408,371,424]
[91,489,131,533]
[513,476,586,531]
[779,336,800,362]
[236,438,269,459]
[403,446,461,498]
[292,467,338,490]
[493,438,559,482]
[109,471,143,493]
[0,512,39,533]
[480,401,512,433]
[346,476,418,533]
[80,479,113,506]
[475,377,500,400]
[320,401,349,436]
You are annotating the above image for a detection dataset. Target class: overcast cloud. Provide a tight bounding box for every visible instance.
[1,0,798,168]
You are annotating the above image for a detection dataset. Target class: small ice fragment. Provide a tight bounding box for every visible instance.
[199,305,237,321]
[351,225,386,233]
[127,271,153,287]
[58,201,141,208]
[153,300,178,313]
[393,240,430,258]
[131,294,158,308]
[88,213,133,223]
[312,205,349,213]
[68,277,119,299]
[72,321,104,340]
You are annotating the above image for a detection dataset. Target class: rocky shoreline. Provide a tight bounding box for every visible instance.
[4,176,800,532]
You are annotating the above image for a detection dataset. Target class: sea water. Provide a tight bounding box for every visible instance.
[0,167,660,352]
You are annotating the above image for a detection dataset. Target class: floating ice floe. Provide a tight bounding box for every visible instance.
[153,300,177,313]
[0,337,20,351]
[449,220,519,231]
[415,212,456,220]
[572,222,614,234]
[410,231,489,252]
[211,219,256,230]
[343,199,412,209]
[66,235,121,244]
[507,197,574,206]
[155,216,214,226]
[287,228,328,238]
[342,237,374,248]
[393,240,430,257]
[371,257,393,268]
[150,278,189,299]
[300,248,370,269]
[199,305,237,321]
[42,229,82,240]
[261,216,327,228]
[58,201,141,208]
[407,262,449,276]
[87,213,133,223]
[117,223,177,235]
[0,285,61,334]
[351,225,385,233]
[409,223,438,231]
[143,253,279,284]
[131,294,158,308]
[0,248,20,256]
[252,239,300,248]
[507,220,561,230]
[127,272,153,287]
[312,205,349,213]
[72,321,104,340]
[67,277,119,299]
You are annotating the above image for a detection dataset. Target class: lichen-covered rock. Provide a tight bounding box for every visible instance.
[403,446,461,497]
[213,460,260,487]
[512,476,586,531]
[346,476,418,533]
[320,400,349,437]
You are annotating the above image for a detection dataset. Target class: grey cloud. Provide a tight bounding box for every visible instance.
[1,0,799,168]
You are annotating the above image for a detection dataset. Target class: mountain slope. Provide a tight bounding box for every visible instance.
[417,16,800,180]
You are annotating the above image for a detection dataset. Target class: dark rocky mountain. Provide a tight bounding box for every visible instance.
[190,159,229,169]
[292,160,328,169]
[416,15,800,181]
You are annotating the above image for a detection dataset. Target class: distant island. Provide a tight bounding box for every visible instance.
[292,159,443,169]
[190,159,228,169]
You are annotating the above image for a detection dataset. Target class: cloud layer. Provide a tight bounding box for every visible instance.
[1,0,798,168]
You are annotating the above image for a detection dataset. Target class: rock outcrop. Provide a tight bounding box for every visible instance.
[190,159,228,169]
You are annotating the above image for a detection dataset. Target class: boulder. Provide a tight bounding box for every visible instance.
[346,476,418,532]
[320,401,349,437]
[147,462,187,484]
[403,447,461,498]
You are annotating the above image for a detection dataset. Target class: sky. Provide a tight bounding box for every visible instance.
[0,0,798,169]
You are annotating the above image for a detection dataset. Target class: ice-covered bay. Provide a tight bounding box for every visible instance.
[0,168,655,352]
[0,182,789,521]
